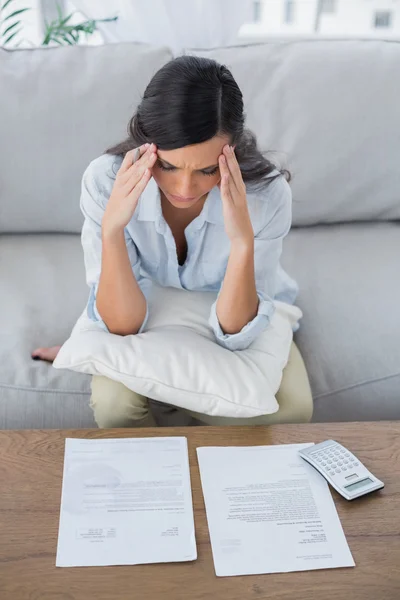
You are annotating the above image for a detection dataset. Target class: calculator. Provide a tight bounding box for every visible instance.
[298,440,384,501]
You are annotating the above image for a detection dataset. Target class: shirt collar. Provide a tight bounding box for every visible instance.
[201,185,224,225]
[136,175,161,222]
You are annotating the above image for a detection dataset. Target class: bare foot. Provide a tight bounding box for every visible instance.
[31,345,62,363]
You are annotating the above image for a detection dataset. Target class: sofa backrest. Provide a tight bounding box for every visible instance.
[0,43,173,233]
[187,39,400,225]
[1,39,398,232]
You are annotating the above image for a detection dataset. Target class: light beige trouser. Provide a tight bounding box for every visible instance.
[89,341,313,428]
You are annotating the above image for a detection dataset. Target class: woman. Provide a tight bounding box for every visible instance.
[31,55,312,427]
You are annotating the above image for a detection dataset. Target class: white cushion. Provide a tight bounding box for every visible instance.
[52,284,303,418]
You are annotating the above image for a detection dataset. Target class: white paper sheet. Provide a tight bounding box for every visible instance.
[197,443,355,577]
[56,437,197,567]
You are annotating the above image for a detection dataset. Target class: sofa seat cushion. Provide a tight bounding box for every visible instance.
[281,221,400,421]
[0,234,95,429]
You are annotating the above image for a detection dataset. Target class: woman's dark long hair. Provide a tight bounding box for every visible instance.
[104,55,291,192]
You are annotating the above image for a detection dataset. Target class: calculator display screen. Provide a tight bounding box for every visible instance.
[344,477,373,492]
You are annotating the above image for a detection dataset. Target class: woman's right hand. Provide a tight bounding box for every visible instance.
[102,142,158,236]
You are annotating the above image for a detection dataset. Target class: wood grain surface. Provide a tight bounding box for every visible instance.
[0,421,399,600]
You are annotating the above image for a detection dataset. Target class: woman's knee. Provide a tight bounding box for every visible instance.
[275,341,313,421]
[90,375,150,428]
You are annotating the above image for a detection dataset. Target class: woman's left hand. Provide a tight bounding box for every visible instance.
[218,145,254,245]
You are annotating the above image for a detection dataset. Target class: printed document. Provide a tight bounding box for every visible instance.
[56,437,197,567]
[197,443,355,577]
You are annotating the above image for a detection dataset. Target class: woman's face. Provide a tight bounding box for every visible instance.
[151,135,231,209]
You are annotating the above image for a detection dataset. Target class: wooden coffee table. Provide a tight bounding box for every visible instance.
[0,421,399,600]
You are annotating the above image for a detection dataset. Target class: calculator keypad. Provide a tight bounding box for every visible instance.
[310,445,359,477]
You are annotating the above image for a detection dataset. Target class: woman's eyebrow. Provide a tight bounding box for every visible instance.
[158,157,219,171]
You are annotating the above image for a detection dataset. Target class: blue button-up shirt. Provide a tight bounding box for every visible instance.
[80,153,299,351]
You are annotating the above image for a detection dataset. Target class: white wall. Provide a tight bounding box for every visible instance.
[319,0,399,37]
[239,0,400,39]
[240,0,319,37]
[4,0,399,49]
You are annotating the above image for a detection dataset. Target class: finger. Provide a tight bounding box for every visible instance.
[127,167,152,203]
[127,142,157,174]
[119,143,150,174]
[219,155,237,201]
[220,170,233,205]
[223,145,243,193]
[127,148,157,185]
[121,145,156,193]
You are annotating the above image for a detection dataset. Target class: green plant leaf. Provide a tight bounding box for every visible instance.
[37,8,119,47]
[3,8,31,21]
[3,8,30,22]
[2,18,19,36]
[59,12,75,27]
[61,33,73,45]
[99,16,118,23]
[56,1,62,22]
[4,26,22,44]
[1,0,16,12]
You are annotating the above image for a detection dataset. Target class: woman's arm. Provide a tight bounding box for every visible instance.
[215,239,258,335]
[215,144,259,334]
[96,227,147,336]
[210,144,294,351]
[80,146,157,336]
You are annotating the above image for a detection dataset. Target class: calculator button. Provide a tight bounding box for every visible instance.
[344,453,350,457]
[327,460,332,464]
[335,468,341,473]
[341,467,346,471]
[344,459,349,464]
[338,461,343,466]
[354,462,359,466]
